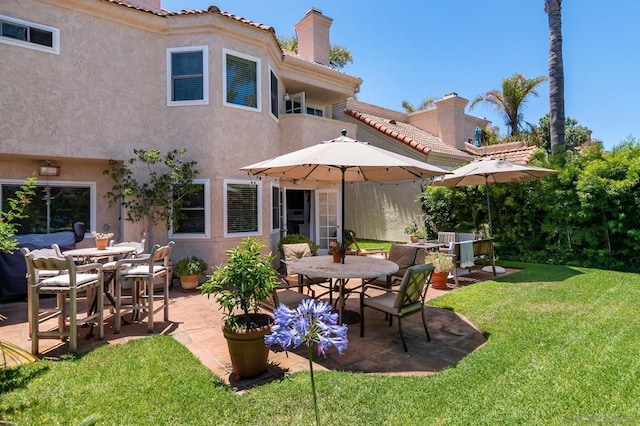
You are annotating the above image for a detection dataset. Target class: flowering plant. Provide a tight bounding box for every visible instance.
[265,299,348,425]
[425,252,455,272]
[91,231,114,239]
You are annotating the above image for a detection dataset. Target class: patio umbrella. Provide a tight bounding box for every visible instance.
[241,130,450,262]
[431,158,557,235]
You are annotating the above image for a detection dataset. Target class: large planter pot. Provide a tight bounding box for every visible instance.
[179,274,199,290]
[223,313,272,379]
[431,271,449,290]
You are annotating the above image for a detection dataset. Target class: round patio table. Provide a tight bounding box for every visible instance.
[290,255,398,324]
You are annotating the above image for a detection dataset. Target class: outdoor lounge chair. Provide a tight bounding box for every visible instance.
[441,238,496,286]
[360,263,435,352]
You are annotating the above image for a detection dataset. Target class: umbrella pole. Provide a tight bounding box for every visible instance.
[341,167,346,264]
[485,179,492,236]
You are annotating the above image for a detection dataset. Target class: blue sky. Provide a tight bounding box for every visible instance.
[162,0,639,150]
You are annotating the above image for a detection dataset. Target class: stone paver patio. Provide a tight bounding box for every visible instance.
[0,268,515,392]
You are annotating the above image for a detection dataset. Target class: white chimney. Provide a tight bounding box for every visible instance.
[294,8,332,66]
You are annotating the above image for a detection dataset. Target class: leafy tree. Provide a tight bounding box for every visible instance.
[470,73,547,136]
[276,35,354,69]
[104,148,199,246]
[545,0,566,156]
[401,97,436,113]
[537,113,590,152]
[0,176,36,253]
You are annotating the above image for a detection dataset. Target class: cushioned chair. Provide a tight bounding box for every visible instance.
[281,243,334,302]
[369,244,422,288]
[360,263,435,352]
[262,277,317,311]
[114,241,174,333]
[24,251,104,354]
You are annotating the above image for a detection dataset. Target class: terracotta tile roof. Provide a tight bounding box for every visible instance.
[464,142,539,164]
[101,1,275,33]
[344,109,472,160]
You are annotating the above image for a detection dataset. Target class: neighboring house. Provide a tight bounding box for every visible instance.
[0,0,534,267]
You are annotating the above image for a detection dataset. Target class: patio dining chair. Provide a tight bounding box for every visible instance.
[114,241,174,333]
[281,243,334,303]
[262,277,317,311]
[360,263,434,352]
[24,251,104,354]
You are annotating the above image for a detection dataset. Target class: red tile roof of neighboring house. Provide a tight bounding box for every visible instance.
[344,109,472,159]
[345,109,541,164]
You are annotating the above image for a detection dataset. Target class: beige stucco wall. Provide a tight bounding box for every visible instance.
[0,0,363,267]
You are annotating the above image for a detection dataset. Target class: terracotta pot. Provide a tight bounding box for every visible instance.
[223,313,272,378]
[179,274,199,290]
[431,271,449,290]
[332,250,342,263]
[410,236,419,244]
[95,238,108,250]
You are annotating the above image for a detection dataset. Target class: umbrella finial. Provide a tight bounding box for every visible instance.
[341,129,347,136]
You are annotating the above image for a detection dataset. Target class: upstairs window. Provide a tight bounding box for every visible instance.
[224,49,261,111]
[167,46,209,106]
[0,14,59,54]
[269,68,279,119]
[170,179,210,238]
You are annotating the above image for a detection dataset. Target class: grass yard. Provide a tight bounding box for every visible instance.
[2,262,640,424]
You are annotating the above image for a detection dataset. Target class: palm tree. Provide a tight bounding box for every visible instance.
[276,35,353,70]
[401,97,436,113]
[470,73,547,136]
[545,0,566,156]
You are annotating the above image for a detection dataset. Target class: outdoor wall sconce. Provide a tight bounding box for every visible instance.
[283,93,291,101]
[39,161,60,176]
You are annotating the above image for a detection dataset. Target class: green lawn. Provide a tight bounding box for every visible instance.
[2,262,640,424]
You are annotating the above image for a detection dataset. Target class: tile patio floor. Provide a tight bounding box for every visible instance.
[0,268,516,392]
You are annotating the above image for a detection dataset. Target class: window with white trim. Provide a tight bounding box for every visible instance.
[223,49,261,111]
[269,67,279,119]
[271,183,280,232]
[1,180,95,234]
[167,46,209,106]
[0,14,59,54]
[224,179,261,236]
[170,179,210,238]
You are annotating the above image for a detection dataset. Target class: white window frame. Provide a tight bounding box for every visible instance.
[268,65,280,122]
[169,179,210,239]
[223,179,262,238]
[0,179,96,237]
[270,182,280,234]
[166,45,209,107]
[223,48,261,112]
[305,102,325,117]
[0,14,59,55]
[285,92,305,114]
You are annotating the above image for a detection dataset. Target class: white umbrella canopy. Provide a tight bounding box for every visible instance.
[242,131,449,182]
[432,158,557,234]
[241,131,450,262]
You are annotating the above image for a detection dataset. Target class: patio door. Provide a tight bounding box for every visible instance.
[315,189,340,252]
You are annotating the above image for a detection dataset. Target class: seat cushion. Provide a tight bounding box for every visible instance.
[41,273,99,287]
[282,243,311,275]
[121,265,166,277]
[363,293,422,316]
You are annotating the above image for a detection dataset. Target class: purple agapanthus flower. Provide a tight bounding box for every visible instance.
[265,298,348,357]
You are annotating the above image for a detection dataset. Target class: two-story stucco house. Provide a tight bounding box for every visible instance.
[0,0,534,269]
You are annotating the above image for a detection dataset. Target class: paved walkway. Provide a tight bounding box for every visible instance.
[0,268,514,391]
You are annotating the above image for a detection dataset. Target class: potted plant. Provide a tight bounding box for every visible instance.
[425,252,455,290]
[404,220,419,243]
[174,256,208,290]
[200,237,279,378]
[328,240,341,263]
[91,231,114,250]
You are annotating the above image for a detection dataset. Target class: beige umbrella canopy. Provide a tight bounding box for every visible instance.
[432,158,557,234]
[242,130,450,261]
